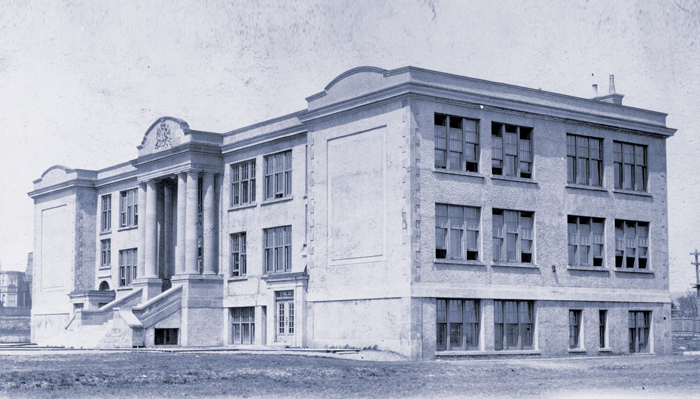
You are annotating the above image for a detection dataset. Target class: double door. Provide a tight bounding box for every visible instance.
[276,290,295,343]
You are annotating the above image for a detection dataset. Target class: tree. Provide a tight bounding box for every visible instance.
[674,291,699,318]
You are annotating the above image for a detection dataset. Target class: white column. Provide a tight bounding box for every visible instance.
[202,172,216,275]
[175,172,187,275]
[163,183,173,279]
[144,180,158,278]
[185,171,199,274]
[137,182,146,279]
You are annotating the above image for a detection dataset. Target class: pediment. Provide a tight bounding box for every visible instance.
[138,117,190,156]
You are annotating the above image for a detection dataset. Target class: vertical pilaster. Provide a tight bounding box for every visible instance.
[185,171,199,274]
[137,182,146,279]
[175,172,187,275]
[144,180,158,278]
[202,172,216,274]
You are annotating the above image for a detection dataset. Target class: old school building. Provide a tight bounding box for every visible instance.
[29,66,675,358]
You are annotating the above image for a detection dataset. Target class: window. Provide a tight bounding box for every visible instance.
[614,142,647,191]
[155,328,178,345]
[119,248,137,286]
[435,204,480,261]
[231,159,256,206]
[567,135,603,186]
[492,123,533,178]
[119,189,138,228]
[494,300,534,350]
[101,239,111,268]
[434,114,479,172]
[568,216,604,267]
[436,299,480,351]
[264,226,292,274]
[569,310,582,349]
[599,310,608,349]
[264,150,292,200]
[492,210,534,263]
[231,307,255,345]
[629,311,650,353]
[615,220,649,269]
[230,232,247,277]
[101,194,111,232]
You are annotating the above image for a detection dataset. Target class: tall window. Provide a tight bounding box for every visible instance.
[101,239,111,268]
[615,220,649,269]
[231,307,255,345]
[492,210,534,263]
[230,232,247,277]
[614,142,647,191]
[101,194,111,232]
[599,310,608,349]
[567,135,603,186]
[119,248,137,286]
[492,123,533,178]
[264,150,292,200]
[568,216,605,267]
[434,114,479,172]
[436,299,480,351]
[264,226,292,274]
[494,300,534,350]
[231,159,256,206]
[629,311,650,353]
[119,189,138,228]
[569,310,582,349]
[435,204,480,261]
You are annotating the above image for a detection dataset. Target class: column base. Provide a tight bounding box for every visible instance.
[132,278,163,303]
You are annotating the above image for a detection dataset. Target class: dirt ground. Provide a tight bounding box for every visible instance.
[0,350,699,398]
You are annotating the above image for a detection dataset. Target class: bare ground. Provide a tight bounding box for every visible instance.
[0,350,699,398]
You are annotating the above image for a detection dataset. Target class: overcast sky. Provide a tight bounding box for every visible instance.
[1,0,698,292]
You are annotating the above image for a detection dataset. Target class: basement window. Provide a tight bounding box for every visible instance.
[155,328,179,345]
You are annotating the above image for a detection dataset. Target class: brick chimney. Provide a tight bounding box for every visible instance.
[592,74,624,105]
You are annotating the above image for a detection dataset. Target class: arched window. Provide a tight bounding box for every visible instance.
[99,281,110,291]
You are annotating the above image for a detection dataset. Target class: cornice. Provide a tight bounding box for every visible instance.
[28,178,96,198]
[135,141,223,167]
[223,109,307,138]
[221,126,307,155]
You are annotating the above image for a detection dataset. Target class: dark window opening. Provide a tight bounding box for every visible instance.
[155,328,179,345]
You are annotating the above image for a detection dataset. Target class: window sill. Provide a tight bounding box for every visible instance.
[227,276,248,282]
[434,259,485,266]
[117,287,133,291]
[614,268,654,274]
[491,175,538,185]
[566,184,608,193]
[491,262,538,269]
[432,168,485,180]
[117,225,138,232]
[613,189,652,198]
[99,266,111,271]
[99,230,112,236]
[568,348,587,353]
[228,202,257,212]
[567,266,610,273]
[437,350,541,357]
[599,348,612,352]
[261,196,294,206]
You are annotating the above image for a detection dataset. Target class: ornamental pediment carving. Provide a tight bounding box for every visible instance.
[138,117,190,156]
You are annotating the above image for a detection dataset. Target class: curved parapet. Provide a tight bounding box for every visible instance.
[137,116,191,157]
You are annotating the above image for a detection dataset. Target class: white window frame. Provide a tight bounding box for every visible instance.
[568,216,605,267]
[119,189,138,228]
[491,123,533,178]
[264,150,292,200]
[101,194,111,232]
[492,209,534,264]
[435,204,480,261]
[264,226,292,274]
[231,159,256,207]
[434,114,479,172]
[230,232,247,277]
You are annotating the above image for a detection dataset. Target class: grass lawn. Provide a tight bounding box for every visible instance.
[1,351,699,398]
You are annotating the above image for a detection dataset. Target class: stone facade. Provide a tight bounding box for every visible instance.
[28,66,675,358]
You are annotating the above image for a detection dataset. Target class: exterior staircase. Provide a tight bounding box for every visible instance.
[63,284,183,348]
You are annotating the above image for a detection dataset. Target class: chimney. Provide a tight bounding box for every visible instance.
[593,74,624,105]
[609,74,616,94]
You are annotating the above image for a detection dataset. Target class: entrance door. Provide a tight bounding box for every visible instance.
[275,290,295,343]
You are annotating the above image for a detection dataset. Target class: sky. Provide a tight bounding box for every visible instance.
[0,0,698,292]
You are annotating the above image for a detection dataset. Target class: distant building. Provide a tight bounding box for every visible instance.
[0,253,32,308]
[28,66,675,358]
